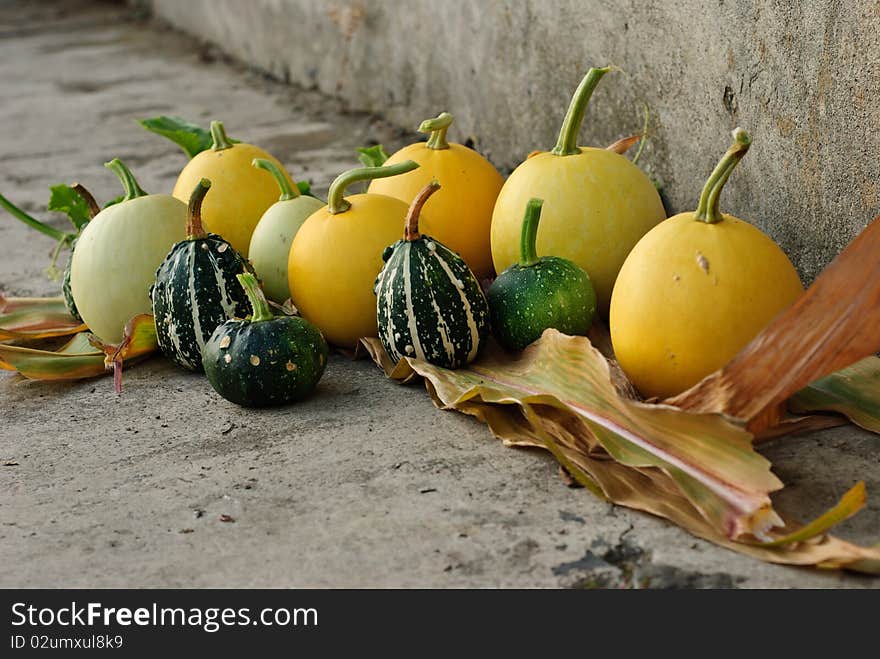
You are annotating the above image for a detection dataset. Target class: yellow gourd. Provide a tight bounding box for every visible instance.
[288,161,430,348]
[490,67,666,315]
[368,112,503,280]
[172,121,294,256]
[609,128,804,399]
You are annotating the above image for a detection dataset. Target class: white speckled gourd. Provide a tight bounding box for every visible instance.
[374,182,489,369]
[151,179,254,371]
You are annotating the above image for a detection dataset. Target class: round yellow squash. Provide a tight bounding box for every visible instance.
[369,112,503,280]
[490,67,665,315]
[610,129,804,399]
[173,121,294,256]
[288,161,431,348]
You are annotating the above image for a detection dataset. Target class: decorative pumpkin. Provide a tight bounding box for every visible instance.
[490,67,666,315]
[288,161,432,348]
[151,179,254,371]
[70,159,186,344]
[375,182,489,368]
[368,112,503,280]
[247,158,324,303]
[172,121,294,256]
[487,198,596,350]
[610,128,804,399]
[202,273,329,407]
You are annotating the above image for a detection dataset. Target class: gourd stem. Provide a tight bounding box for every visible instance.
[519,198,544,267]
[418,112,453,150]
[252,158,299,201]
[104,158,147,201]
[694,128,751,224]
[0,192,74,243]
[327,160,419,214]
[404,181,441,241]
[210,120,234,151]
[551,66,612,157]
[185,178,212,239]
[237,272,274,323]
[71,183,100,218]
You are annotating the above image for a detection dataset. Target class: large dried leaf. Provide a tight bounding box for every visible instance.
[0,295,85,342]
[789,356,880,433]
[668,214,880,432]
[361,332,880,573]
[0,313,157,390]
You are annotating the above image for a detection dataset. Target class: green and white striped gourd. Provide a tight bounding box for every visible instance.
[151,179,254,371]
[374,181,489,369]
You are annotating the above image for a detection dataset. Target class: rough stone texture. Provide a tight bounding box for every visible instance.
[149,0,880,285]
[1,0,878,588]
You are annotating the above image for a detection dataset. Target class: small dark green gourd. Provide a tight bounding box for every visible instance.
[487,198,597,350]
[202,273,329,407]
[375,181,489,368]
[151,179,253,371]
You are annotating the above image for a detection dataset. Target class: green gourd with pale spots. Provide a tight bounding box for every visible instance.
[202,273,328,407]
[487,198,597,351]
[151,179,254,371]
[374,182,489,369]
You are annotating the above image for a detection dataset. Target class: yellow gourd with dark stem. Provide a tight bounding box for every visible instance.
[288,161,430,348]
[172,121,294,256]
[610,128,804,399]
[490,67,666,315]
[369,112,503,280]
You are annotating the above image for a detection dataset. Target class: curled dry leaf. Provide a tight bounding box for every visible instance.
[0,308,158,390]
[0,295,85,342]
[360,331,880,573]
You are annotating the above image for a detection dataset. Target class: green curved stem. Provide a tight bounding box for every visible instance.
[237,272,273,323]
[186,178,212,239]
[418,112,453,150]
[0,192,75,243]
[694,128,751,224]
[252,158,299,201]
[210,120,234,151]
[104,158,147,201]
[404,181,441,241]
[327,160,419,214]
[551,66,612,157]
[519,198,544,267]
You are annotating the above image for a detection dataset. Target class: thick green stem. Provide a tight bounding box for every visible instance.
[418,112,453,150]
[0,192,75,243]
[104,158,147,201]
[210,121,234,151]
[237,272,273,323]
[551,66,612,157]
[252,158,299,201]
[404,181,441,241]
[186,178,212,239]
[327,161,419,214]
[694,128,751,224]
[519,198,544,267]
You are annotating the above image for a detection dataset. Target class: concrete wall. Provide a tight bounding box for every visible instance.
[149,0,880,282]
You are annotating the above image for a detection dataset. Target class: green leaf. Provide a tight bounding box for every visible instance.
[138,115,239,159]
[103,195,124,209]
[357,144,389,168]
[48,184,92,230]
[789,356,880,432]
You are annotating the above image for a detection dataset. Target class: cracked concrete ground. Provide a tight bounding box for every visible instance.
[1,0,878,588]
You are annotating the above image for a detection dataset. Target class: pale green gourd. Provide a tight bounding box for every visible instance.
[70,159,186,344]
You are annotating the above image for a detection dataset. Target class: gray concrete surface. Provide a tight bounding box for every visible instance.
[0,0,878,588]
[149,0,880,286]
